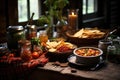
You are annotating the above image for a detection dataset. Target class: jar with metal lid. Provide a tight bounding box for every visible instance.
[98,39,112,60]
[25,25,37,40]
[98,39,112,54]
[7,26,25,50]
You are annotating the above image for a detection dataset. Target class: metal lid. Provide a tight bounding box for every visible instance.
[26,25,36,29]
[99,39,112,44]
[8,26,24,32]
[8,26,23,30]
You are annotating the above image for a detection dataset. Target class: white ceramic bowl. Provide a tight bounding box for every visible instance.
[73,47,103,66]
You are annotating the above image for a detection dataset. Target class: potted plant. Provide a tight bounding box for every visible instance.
[43,0,69,38]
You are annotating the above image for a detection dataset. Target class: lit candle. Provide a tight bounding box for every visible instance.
[68,10,78,30]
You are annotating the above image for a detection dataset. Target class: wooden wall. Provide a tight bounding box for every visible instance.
[0,0,7,43]
[109,0,119,27]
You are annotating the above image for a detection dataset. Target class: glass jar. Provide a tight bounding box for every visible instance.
[98,39,112,60]
[20,41,32,62]
[25,25,37,40]
[39,30,48,44]
[107,36,120,63]
[7,26,25,50]
[107,45,116,55]
[98,39,112,54]
[56,19,68,38]
[113,37,120,54]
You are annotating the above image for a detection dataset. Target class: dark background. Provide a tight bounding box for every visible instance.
[0,0,120,43]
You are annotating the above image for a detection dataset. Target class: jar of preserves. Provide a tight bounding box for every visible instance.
[39,30,48,44]
[7,26,25,50]
[20,41,32,62]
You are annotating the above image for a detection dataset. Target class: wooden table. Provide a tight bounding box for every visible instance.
[26,61,120,80]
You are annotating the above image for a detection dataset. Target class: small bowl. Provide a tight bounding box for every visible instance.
[73,47,103,66]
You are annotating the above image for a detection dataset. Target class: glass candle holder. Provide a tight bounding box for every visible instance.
[68,9,79,31]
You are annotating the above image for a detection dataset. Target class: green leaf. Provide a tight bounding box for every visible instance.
[37,15,50,26]
[44,0,69,23]
[31,37,40,45]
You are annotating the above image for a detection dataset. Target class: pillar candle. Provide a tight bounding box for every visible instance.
[68,11,78,30]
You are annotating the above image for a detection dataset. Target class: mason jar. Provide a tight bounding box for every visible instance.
[98,39,112,54]
[20,40,32,62]
[25,25,37,40]
[7,26,25,50]
[98,39,112,60]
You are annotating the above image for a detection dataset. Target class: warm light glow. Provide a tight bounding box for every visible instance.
[72,12,75,15]
[31,25,35,29]
[68,9,79,30]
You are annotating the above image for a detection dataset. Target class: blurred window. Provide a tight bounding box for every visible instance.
[18,0,41,22]
[83,0,97,15]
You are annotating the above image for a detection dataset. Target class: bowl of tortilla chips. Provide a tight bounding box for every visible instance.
[66,28,107,46]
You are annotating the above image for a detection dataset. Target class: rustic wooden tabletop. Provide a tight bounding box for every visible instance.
[27,61,120,80]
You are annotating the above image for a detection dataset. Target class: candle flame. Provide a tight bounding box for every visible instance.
[31,25,35,29]
[72,12,75,15]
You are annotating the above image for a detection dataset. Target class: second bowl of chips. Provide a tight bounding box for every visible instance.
[66,28,107,47]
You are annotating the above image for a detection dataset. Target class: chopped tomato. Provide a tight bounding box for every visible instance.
[32,52,40,59]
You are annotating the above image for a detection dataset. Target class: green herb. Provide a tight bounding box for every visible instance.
[31,37,40,45]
